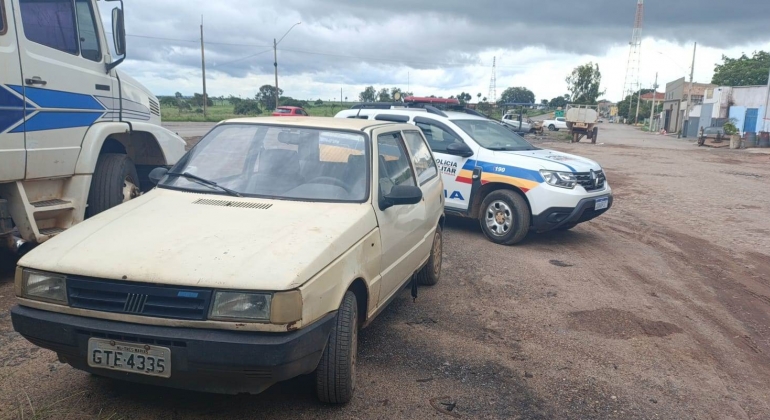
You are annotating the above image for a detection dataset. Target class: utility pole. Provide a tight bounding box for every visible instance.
[635,83,642,124]
[764,61,770,132]
[273,38,279,110]
[340,87,343,105]
[200,16,207,118]
[649,72,658,132]
[683,42,696,137]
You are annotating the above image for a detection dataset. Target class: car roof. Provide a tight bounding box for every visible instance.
[336,108,489,123]
[276,106,302,110]
[220,116,399,131]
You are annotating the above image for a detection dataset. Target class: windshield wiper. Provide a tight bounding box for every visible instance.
[166,172,242,197]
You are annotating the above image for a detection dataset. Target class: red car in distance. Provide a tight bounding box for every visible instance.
[272,106,309,116]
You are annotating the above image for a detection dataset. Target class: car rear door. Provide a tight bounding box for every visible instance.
[371,129,426,304]
[402,128,442,246]
[15,0,114,179]
[414,117,474,212]
[0,0,27,181]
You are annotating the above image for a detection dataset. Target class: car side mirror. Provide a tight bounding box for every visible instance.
[148,167,169,185]
[381,185,423,210]
[445,142,474,158]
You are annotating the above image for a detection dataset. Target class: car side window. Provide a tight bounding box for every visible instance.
[74,0,101,61]
[415,121,462,153]
[20,0,79,55]
[402,130,438,185]
[377,132,416,197]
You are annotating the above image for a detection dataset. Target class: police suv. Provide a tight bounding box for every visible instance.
[336,104,613,245]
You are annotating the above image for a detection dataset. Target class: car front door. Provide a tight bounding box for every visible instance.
[16,0,114,179]
[414,117,474,212]
[372,129,426,304]
[0,0,26,181]
[402,129,442,250]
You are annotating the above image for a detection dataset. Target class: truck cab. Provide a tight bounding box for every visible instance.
[0,0,186,252]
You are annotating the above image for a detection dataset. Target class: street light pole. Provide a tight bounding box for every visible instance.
[273,22,301,110]
[649,72,658,132]
[683,42,696,137]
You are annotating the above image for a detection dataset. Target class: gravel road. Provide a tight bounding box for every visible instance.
[1,123,769,419]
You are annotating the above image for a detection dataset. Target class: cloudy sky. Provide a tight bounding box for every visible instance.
[101,0,770,103]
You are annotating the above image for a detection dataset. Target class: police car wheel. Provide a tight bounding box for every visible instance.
[479,190,530,245]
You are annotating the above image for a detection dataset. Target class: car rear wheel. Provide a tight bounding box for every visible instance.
[548,124,556,131]
[315,291,358,404]
[479,190,530,245]
[416,226,442,286]
[86,153,140,218]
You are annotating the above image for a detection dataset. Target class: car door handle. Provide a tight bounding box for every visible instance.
[25,77,47,86]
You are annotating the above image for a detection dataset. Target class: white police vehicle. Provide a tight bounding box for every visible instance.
[336,104,612,245]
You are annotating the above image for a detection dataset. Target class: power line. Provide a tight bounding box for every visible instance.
[212,48,272,68]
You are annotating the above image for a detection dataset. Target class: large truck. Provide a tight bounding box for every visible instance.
[565,104,599,144]
[0,0,186,253]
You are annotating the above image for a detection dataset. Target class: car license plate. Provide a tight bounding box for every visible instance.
[595,197,609,211]
[87,338,170,378]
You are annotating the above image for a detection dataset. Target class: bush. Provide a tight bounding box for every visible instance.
[722,122,738,135]
[234,100,262,115]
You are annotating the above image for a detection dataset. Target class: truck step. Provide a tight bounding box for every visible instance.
[39,227,66,236]
[31,199,72,208]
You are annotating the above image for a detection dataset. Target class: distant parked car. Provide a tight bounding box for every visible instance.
[272,106,309,116]
[501,113,534,133]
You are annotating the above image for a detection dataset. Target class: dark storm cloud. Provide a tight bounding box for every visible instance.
[113,0,770,79]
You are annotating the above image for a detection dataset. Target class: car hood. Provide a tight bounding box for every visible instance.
[19,189,378,291]
[494,149,602,172]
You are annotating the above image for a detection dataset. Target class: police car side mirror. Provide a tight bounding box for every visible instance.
[445,142,473,158]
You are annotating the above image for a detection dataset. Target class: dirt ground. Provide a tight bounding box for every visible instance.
[1,123,769,419]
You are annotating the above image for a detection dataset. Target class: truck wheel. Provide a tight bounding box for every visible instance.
[86,153,140,218]
[416,226,442,286]
[479,190,530,245]
[316,291,358,404]
[591,127,598,144]
[548,124,556,131]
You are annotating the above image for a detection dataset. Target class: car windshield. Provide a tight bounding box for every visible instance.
[453,119,537,151]
[274,108,292,114]
[159,124,369,202]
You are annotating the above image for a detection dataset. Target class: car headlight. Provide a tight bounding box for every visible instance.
[21,269,68,304]
[210,292,271,321]
[540,170,577,189]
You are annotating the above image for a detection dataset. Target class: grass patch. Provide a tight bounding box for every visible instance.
[160,103,356,122]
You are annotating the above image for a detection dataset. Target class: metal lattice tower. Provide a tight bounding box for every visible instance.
[488,57,497,103]
[622,0,644,102]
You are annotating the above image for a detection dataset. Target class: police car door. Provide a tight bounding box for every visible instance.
[15,0,114,179]
[414,117,475,212]
[0,0,26,181]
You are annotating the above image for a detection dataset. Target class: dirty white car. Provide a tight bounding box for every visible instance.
[11,117,445,403]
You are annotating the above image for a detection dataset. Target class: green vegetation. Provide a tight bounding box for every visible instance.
[160,102,359,122]
[712,51,770,86]
[566,62,604,105]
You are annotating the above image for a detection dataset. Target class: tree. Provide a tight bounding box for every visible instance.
[616,89,661,123]
[256,85,283,110]
[712,51,770,86]
[566,62,604,105]
[191,93,213,107]
[549,95,569,108]
[390,87,403,100]
[233,99,261,115]
[454,92,472,105]
[540,99,549,106]
[477,93,482,102]
[499,87,535,105]
[315,99,324,105]
[377,88,391,102]
[359,86,376,102]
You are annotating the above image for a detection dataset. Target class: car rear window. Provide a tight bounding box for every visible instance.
[274,108,292,114]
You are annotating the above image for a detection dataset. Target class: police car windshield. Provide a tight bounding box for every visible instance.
[453,119,537,151]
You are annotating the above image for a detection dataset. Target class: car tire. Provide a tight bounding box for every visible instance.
[86,153,140,218]
[416,226,442,286]
[479,190,530,245]
[315,291,358,404]
[548,124,556,131]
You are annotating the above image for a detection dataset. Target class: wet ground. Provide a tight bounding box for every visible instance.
[1,123,769,419]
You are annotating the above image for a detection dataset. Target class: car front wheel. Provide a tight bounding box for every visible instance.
[315,291,358,404]
[479,190,530,245]
[548,124,556,131]
[416,226,442,286]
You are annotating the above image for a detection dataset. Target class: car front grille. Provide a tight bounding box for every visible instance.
[67,278,212,320]
[574,170,606,191]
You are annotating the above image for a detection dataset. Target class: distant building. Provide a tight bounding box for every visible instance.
[688,85,769,135]
[662,77,717,135]
[640,92,664,102]
[597,100,614,116]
